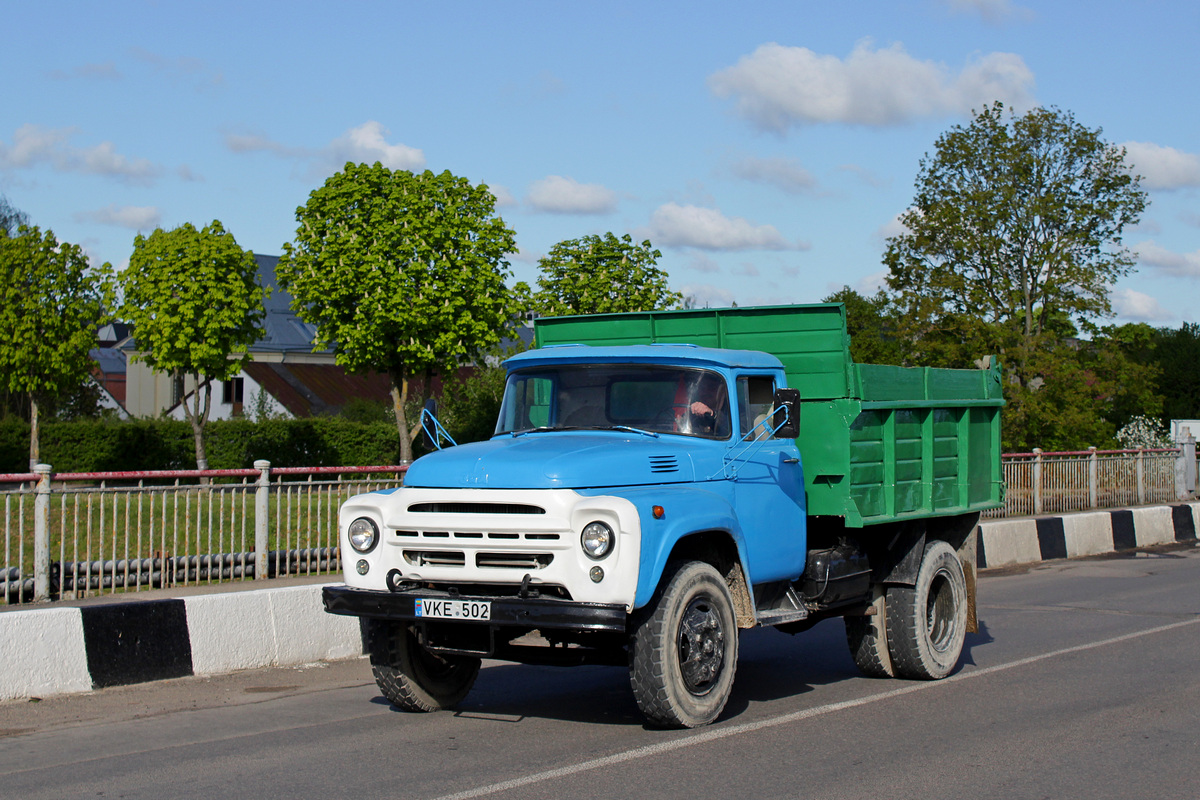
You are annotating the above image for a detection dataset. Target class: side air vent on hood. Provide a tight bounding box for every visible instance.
[648,455,680,473]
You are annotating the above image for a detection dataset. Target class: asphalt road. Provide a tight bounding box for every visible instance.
[2,544,1197,800]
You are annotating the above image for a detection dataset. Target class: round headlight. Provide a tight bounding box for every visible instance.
[347,517,379,554]
[581,521,614,560]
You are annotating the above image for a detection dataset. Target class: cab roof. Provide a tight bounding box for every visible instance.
[503,343,785,372]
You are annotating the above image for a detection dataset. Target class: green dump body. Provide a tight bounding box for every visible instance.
[534,303,1005,528]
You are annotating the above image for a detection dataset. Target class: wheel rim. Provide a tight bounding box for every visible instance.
[925,569,959,653]
[677,596,726,695]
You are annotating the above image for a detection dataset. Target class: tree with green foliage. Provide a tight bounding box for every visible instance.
[1,194,29,237]
[120,221,266,471]
[998,324,1161,451]
[1149,322,1200,423]
[885,103,1147,377]
[883,103,1149,450]
[821,286,904,366]
[278,163,518,462]
[529,232,682,317]
[0,226,113,469]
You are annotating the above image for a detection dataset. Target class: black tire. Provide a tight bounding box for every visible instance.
[366,620,481,712]
[629,561,739,728]
[845,589,895,678]
[885,540,968,680]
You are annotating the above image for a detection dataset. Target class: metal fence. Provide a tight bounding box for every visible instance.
[990,447,1191,518]
[3,444,1197,606]
[2,461,406,606]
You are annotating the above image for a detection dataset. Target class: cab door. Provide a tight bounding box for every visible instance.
[731,373,807,582]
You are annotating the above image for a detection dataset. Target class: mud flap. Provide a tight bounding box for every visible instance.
[958,526,979,634]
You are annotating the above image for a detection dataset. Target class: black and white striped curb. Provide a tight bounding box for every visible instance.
[2,502,1197,702]
[977,502,1198,569]
[0,583,362,702]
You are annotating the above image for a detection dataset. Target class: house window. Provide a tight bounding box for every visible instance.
[222,378,245,405]
[172,374,185,407]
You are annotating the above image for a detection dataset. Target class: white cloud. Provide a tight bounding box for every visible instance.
[73,204,162,230]
[730,156,817,194]
[326,121,425,171]
[509,247,542,265]
[687,253,722,274]
[1136,241,1200,277]
[226,121,426,176]
[941,0,1033,23]
[0,124,161,185]
[225,131,299,157]
[1122,141,1200,191]
[708,41,1035,132]
[855,269,889,295]
[49,61,121,81]
[1112,288,1175,322]
[487,183,517,208]
[648,203,804,251]
[874,212,911,245]
[680,283,737,309]
[526,175,618,214]
[838,163,888,189]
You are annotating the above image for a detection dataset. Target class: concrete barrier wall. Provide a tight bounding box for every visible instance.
[0,584,363,702]
[977,502,1199,569]
[2,501,1196,702]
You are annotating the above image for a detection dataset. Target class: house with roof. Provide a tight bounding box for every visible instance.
[121,255,395,420]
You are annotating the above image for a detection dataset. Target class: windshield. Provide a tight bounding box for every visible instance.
[495,365,732,439]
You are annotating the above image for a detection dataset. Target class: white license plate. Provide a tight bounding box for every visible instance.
[414,598,492,621]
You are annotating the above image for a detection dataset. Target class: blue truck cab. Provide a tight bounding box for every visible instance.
[324,304,1002,728]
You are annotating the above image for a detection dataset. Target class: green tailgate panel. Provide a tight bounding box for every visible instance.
[534,304,1004,526]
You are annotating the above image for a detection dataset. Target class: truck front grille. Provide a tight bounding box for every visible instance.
[401,549,557,570]
[476,552,554,570]
[403,550,466,567]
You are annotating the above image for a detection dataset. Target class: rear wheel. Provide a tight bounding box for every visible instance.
[367,619,481,711]
[885,540,968,679]
[845,587,895,678]
[629,561,739,728]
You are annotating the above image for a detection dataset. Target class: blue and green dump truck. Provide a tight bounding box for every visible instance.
[324,303,1004,727]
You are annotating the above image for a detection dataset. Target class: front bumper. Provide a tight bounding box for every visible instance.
[322,584,628,633]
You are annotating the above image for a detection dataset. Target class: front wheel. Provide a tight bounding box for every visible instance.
[885,540,968,679]
[629,561,739,728]
[366,620,481,711]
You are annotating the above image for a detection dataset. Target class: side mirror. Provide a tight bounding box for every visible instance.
[772,388,800,439]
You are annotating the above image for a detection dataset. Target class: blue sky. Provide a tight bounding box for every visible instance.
[3,0,1197,325]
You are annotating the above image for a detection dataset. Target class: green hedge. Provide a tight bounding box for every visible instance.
[0,418,402,473]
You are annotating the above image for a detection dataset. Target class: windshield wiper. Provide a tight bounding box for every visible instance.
[510,426,587,437]
[599,425,660,439]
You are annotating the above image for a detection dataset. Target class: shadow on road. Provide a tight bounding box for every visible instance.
[368,619,872,728]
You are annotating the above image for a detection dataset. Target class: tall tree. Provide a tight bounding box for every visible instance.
[278,163,518,462]
[883,103,1149,450]
[530,232,682,316]
[884,103,1147,379]
[120,221,266,471]
[0,195,29,238]
[0,226,112,469]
